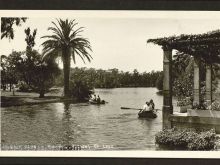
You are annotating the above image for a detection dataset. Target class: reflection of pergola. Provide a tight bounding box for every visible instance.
[148,30,220,130]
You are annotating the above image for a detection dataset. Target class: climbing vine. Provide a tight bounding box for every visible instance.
[147,30,220,64]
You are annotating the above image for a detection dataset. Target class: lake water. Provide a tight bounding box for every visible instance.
[1,88,178,150]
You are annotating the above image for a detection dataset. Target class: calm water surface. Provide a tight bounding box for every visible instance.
[1,88,178,150]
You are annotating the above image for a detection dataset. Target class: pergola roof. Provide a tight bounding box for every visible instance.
[147,30,220,64]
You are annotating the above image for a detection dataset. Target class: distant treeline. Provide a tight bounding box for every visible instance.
[55,67,163,89]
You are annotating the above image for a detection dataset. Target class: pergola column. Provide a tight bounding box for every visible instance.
[193,57,201,106]
[162,46,173,129]
[205,63,212,104]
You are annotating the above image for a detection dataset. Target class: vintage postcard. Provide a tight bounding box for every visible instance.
[0,10,220,158]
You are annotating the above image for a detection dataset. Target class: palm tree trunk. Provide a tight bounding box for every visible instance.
[9,83,12,92]
[39,82,45,98]
[39,91,45,98]
[63,47,71,97]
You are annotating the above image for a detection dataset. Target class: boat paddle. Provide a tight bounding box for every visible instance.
[121,107,161,111]
[120,107,142,110]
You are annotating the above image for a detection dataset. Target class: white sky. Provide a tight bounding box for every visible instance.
[1,11,220,72]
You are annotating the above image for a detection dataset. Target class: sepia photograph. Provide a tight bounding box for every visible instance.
[0,10,220,157]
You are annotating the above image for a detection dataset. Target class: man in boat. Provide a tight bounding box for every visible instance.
[97,95,101,104]
[149,99,155,110]
[138,101,157,118]
[139,102,152,113]
[89,94,96,102]
[92,94,97,101]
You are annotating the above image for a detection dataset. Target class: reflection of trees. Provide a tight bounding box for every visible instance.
[61,102,91,150]
[64,101,71,119]
[13,105,38,118]
[61,101,72,149]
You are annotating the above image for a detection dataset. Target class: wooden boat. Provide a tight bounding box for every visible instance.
[89,100,106,105]
[138,110,157,118]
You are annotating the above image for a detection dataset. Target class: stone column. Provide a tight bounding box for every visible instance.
[162,46,173,129]
[205,63,212,104]
[193,57,201,106]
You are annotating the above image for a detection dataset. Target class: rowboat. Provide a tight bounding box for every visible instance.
[120,107,158,119]
[89,100,106,105]
[138,110,157,118]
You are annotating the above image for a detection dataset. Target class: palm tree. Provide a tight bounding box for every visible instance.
[41,19,92,97]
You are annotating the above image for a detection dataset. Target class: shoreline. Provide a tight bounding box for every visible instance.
[1,96,79,107]
[0,90,83,107]
[1,97,61,107]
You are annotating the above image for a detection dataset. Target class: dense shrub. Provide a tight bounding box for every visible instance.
[18,82,31,92]
[187,130,216,150]
[211,101,220,111]
[155,128,217,150]
[69,80,94,101]
[156,73,163,91]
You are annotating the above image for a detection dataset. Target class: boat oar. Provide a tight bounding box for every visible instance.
[154,109,161,111]
[120,107,142,110]
[121,107,161,111]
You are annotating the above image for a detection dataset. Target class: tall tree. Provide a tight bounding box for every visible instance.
[1,17,27,39]
[24,27,37,53]
[41,19,92,97]
[31,57,61,98]
[1,52,23,91]
[1,55,8,90]
[24,27,37,86]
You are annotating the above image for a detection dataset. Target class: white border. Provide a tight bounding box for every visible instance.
[0,151,220,158]
[0,10,220,19]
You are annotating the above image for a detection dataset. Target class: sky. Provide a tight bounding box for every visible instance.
[1,11,220,73]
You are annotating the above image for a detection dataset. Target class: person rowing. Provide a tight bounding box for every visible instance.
[139,102,152,114]
[149,99,155,110]
[138,100,157,118]
[91,94,97,101]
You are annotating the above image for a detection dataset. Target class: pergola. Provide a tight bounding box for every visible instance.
[147,30,220,129]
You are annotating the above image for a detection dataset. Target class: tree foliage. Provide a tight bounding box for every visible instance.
[147,30,220,64]
[1,17,27,39]
[155,128,217,151]
[172,51,220,102]
[1,52,24,91]
[24,27,37,51]
[1,25,61,98]
[70,80,93,101]
[148,30,220,103]
[1,50,61,97]
[54,67,163,89]
[156,73,163,91]
[41,19,92,97]
[30,57,61,98]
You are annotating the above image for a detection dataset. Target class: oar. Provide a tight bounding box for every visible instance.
[121,107,161,111]
[121,107,142,110]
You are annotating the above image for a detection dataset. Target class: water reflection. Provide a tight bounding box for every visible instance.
[4,105,38,118]
[63,102,71,119]
[61,102,73,148]
[2,88,171,150]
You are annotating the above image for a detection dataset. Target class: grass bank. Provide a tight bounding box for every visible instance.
[1,90,76,107]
